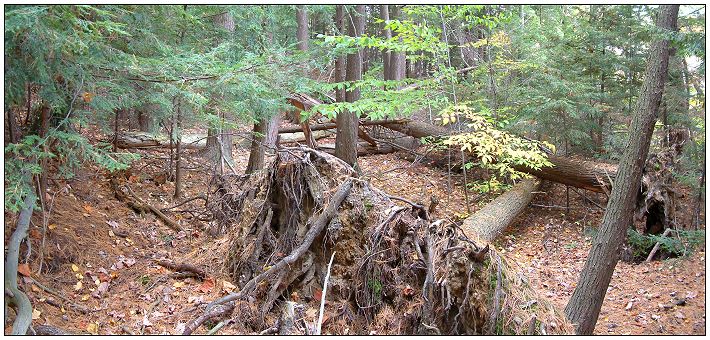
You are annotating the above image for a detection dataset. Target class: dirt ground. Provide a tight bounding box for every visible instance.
[4,145,706,335]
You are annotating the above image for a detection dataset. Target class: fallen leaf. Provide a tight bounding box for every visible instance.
[222,280,236,293]
[173,281,186,288]
[92,282,109,298]
[313,288,323,301]
[197,277,215,293]
[187,296,204,304]
[175,322,186,334]
[48,224,57,230]
[86,322,99,335]
[83,204,93,213]
[143,313,153,327]
[72,264,79,272]
[75,281,83,291]
[29,229,41,239]
[32,309,41,320]
[402,285,415,298]
[108,230,116,237]
[18,263,31,277]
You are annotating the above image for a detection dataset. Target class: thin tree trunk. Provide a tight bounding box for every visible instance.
[173,104,183,199]
[335,6,346,102]
[246,121,267,174]
[205,12,236,171]
[38,104,50,199]
[565,5,678,335]
[389,5,406,83]
[380,5,391,83]
[335,5,365,167]
[297,5,316,148]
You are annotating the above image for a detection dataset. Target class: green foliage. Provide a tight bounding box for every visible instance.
[626,228,705,261]
[440,103,554,182]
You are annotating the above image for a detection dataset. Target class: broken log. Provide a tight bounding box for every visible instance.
[462,178,540,243]
[115,132,206,150]
[513,155,616,194]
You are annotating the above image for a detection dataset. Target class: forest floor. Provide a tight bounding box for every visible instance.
[4,135,706,335]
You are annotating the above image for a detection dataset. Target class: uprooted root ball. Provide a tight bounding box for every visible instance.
[205,147,571,335]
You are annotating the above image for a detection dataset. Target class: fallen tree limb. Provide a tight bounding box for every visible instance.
[32,279,90,314]
[109,177,182,232]
[462,178,540,243]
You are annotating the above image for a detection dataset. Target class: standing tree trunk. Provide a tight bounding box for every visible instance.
[389,5,406,83]
[173,103,183,199]
[246,12,280,173]
[335,6,346,102]
[564,5,678,335]
[246,120,268,174]
[380,5,391,84]
[335,5,364,167]
[206,12,236,173]
[296,5,317,148]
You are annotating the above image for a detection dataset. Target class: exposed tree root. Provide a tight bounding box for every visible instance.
[4,193,35,335]
[186,147,572,334]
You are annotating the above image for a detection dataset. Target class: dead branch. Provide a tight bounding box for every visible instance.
[32,279,90,314]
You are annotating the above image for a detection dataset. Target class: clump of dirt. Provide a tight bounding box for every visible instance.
[186,147,572,335]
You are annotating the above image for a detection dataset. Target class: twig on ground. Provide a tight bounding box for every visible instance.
[316,251,336,335]
[645,228,673,262]
[206,320,226,335]
[32,278,89,314]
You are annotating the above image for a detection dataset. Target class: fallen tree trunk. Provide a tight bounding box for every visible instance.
[462,179,540,243]
[278,119,410,134]
[513,155,616,194]
[115,132,206,150]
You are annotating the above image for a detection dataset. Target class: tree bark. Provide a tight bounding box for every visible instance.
[335,6,346,103]
[462,178,540,243]
[380,5,392,83]
[335,5,364,166]
[246,120,268,174]
[296,5,316,148]
[205,12,237,172]
[389,5,406,83]
[564,5,678,335]
[174,104,183,199]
